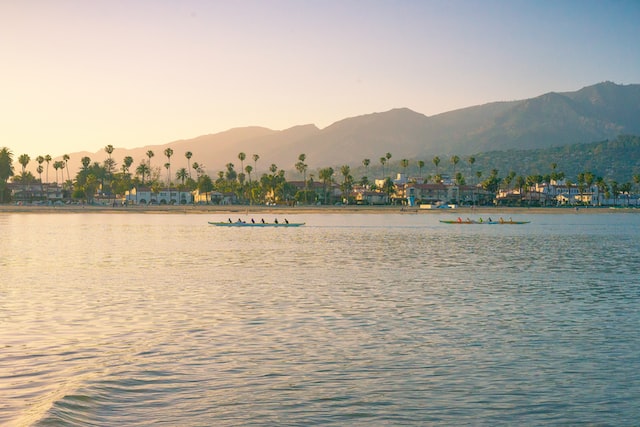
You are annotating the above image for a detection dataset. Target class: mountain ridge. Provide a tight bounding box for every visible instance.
[39,81,640,177]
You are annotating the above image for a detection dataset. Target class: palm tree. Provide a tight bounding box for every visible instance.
[620,182,632,206]
[319,167,334,204]
[379,157,387,178]
[432,156,440,180]
[583,171,594,203]
[610,180,619,206]
[164,162,171,190]
[103,145,116,186]
[400,159,409,177]
[295,154,308,204]
[252,154,260,175]
[596,177,607,206]
[185,151,193,178]
[0,147,15,203]
[450,155,460,181]
[417,160,425,180]
[36,165,44,189]
[35,155,45,187]
[18,154,30,176]
[146,150,155,171]
[122,156,134,176]
[104,145,114,162]
[467,156,475,181]
[340,165,352,203]
[225,163,237,182]
[44,154,52,183]
[362,158,370,179]
[53,160,62,184]
[63,154,70,182]
[81,156,91,170]
[164,148,174,187]
[176,167,188,186]
[238,152,246,176]
[245,164,253,183]
[136,162,150,185]
[382,177,395,204]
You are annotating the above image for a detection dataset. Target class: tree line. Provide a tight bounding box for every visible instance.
[2,143,640,205]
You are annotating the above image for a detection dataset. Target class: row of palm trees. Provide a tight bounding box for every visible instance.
[4,144,640,206]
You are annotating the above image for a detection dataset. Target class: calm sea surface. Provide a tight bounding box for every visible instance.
[1,211,639,426]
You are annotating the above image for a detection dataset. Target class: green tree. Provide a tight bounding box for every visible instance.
[252,154,260,175]
[340,165,353,203]
[400,159,409,177]
[164,148,174,187]
[198,175,213,200]
[18,154,30,176]
[381,177,395,203]
[432,156,440,177]
[450,155,460,180]
[176,167,188,186]
[185,151,193,178]
[295,153,308,204]
[238,152,246,176]
[63,154,71,182]
[0,147,15,203]
[136,162,150,185]
[417,160,425,179]
[44,154,52,183]
[81,156,91,170]
[164,163,171,189]
[36,165,44,188]
[379,156,387,178]
[362,158,370,179]
[319,167,334,204]
[52,160,62,184]
[146,150,155,172]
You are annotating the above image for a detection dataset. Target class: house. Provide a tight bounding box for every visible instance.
[124,187,194,205]
[193,189,224,204]
[354,190,388,205]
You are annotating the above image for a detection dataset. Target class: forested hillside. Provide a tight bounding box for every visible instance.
[464,135,640,183]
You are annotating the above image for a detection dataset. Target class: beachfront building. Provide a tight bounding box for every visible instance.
[124,187,194,205]
[9,182,65,204]
[353,189,388,205]
[403,182,486,205]
[192,189,226,204]
[496,180,602,206]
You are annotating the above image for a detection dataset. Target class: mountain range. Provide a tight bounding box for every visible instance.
[47,81,640,178]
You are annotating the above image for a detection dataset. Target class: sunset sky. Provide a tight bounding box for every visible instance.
[2,0,639,158]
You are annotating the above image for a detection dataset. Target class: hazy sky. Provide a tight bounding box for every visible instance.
[3,0,639,157]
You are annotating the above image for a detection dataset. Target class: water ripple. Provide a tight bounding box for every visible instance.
[2,213,640,425]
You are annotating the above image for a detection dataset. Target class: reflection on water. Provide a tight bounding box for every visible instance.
[1,212,640,425]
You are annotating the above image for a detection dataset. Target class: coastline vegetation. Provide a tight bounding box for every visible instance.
[2,136,640,207]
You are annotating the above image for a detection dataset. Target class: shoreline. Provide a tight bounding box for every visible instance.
[0,204,635,215]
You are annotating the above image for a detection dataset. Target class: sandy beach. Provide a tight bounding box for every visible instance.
[0,204,634,215]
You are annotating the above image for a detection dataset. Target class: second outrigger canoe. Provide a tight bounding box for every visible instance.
[209,221,305,227]
[439,219,530,225]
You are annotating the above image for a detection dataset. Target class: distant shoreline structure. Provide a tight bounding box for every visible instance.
[0,204,635,215]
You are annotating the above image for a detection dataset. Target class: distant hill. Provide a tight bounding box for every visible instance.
[468,134,640,184]
[40,81,640,178]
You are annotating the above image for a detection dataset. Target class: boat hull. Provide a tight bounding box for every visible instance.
[439,220,530,225]
[209,222,305,227]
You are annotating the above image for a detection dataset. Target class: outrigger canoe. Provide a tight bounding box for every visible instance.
[209,221,305,227]
[439,220,530,225]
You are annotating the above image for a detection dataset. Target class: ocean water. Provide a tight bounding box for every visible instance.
[1,211,639,426]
